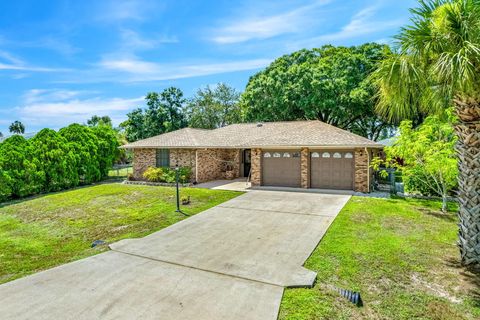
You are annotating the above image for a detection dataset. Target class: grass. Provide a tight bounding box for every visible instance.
[0,183,241,284]
[279,197,480,320]
[107,166,132,178]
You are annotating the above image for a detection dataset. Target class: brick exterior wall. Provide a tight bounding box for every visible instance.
[301,147,310,188]
[354,148,370,192]
[133,149,156,179]
[250,148,262,186]
[195,149,241,183]
[170,149,196,180]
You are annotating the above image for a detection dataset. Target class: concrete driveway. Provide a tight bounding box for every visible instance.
[0,190,350,320]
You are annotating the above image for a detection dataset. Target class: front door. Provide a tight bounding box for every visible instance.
[243,149,251,177]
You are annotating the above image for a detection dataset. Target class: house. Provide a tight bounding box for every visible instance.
[122,121,383,192]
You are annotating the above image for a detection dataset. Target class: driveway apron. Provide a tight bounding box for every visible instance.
[0,190,350,320]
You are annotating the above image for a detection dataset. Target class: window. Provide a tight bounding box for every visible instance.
[263,152,271,158]
[311,152,320,158]
[283,152,291,158]
[322,152,331,158]
[156,149,170,167]
[345,152,353,159]
[333,152,341,158]
[273,152,281,158]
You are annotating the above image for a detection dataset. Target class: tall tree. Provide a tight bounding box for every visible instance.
[9,121,25,134]
[120,87,187,142]
[240,43,395,140]
[186,83,242,129]
[373,0,480,266]
[87,115,112,127]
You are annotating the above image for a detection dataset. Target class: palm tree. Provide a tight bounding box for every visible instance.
[9,121,25,135]
[374,0,480,267]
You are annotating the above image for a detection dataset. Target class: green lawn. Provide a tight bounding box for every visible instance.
[0,183,241,284]
[280,197,480,320]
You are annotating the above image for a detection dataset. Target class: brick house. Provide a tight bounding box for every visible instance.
[122,121,383,192]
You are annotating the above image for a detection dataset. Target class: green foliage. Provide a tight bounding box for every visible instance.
[59,124,101,184]
[120,87,187,142]
[241,43,395,140]
[0,123,119,202]
[142,166,192,184]
[372,114,458,211]
[9,120,25,134]
[374,0,480,121]
[186,83,242,129]
[87,115,112,127]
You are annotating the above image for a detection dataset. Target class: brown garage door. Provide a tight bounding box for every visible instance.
[262,150,301,187]
[310,150,354,190]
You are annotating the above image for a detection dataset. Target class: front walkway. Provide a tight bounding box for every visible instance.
[0,190,350,320]
[194,177,251,191]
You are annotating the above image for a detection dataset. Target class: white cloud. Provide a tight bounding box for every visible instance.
[18,89,144,128]
[60,56,272,83]
[308,6,404,44]
[120,29,178,51]
[0,50,71,72]
[95,0,159,22]
[211,0,331,44]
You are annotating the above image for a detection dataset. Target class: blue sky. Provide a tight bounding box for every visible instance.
[0,0,417,134]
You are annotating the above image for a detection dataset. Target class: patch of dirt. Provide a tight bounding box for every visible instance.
[411,273,462,304]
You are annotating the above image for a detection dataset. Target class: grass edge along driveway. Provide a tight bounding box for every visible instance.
[0,183,242,284]
[279,196,480,320]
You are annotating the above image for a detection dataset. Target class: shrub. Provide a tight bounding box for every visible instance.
[143,167,164,182]
[142,166,192,184]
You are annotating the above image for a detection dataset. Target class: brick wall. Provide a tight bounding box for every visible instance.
[195,149,241,183]
[170,149,196,180]
[354,148,370,192]
[133,149,156,179]
[250,148,262,186]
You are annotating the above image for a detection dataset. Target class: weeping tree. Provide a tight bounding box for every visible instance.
[373,0,480,266]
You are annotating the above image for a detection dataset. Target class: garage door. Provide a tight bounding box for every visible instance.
[310,150,354,190]
[262,150,301,187]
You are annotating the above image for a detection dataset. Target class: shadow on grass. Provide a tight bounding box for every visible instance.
[445,257,480,308]
[417,207,458,222]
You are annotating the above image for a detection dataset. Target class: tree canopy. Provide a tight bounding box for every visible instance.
[87,115,112,127]
[9,121,25,134]
[186,83,242,129]
[241,43,395,140]
[120,87,187,142]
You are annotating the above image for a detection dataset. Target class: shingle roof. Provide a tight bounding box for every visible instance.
[122,121,382,149]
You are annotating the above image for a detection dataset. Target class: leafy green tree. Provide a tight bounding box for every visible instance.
[87,115,112,127]
[372,114,458,212]
[241,43,395,140]
[120,87,187,142]
[186,83,242,129]
[30,129,78,192]
[59,124,101,184]
[9,121,25,134]
[91,125,120,177]
[373,0,480,266]
[0,135,44,199]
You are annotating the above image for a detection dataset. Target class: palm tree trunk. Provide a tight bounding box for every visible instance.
[453,96,480,267]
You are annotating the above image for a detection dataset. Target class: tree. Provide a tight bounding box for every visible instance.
[0,135,44,199]
[30,129,78,192]
[59,124,101,184]
[372,114,458,212]
[186,83,242,129]
[9,121,25,134]
[240,43,395,140]
[91,125,119,177]
[120,87,187,142]
[373,0,480,266]
[87,115,112,127]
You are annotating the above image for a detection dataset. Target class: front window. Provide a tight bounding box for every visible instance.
[156,149,170,167]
